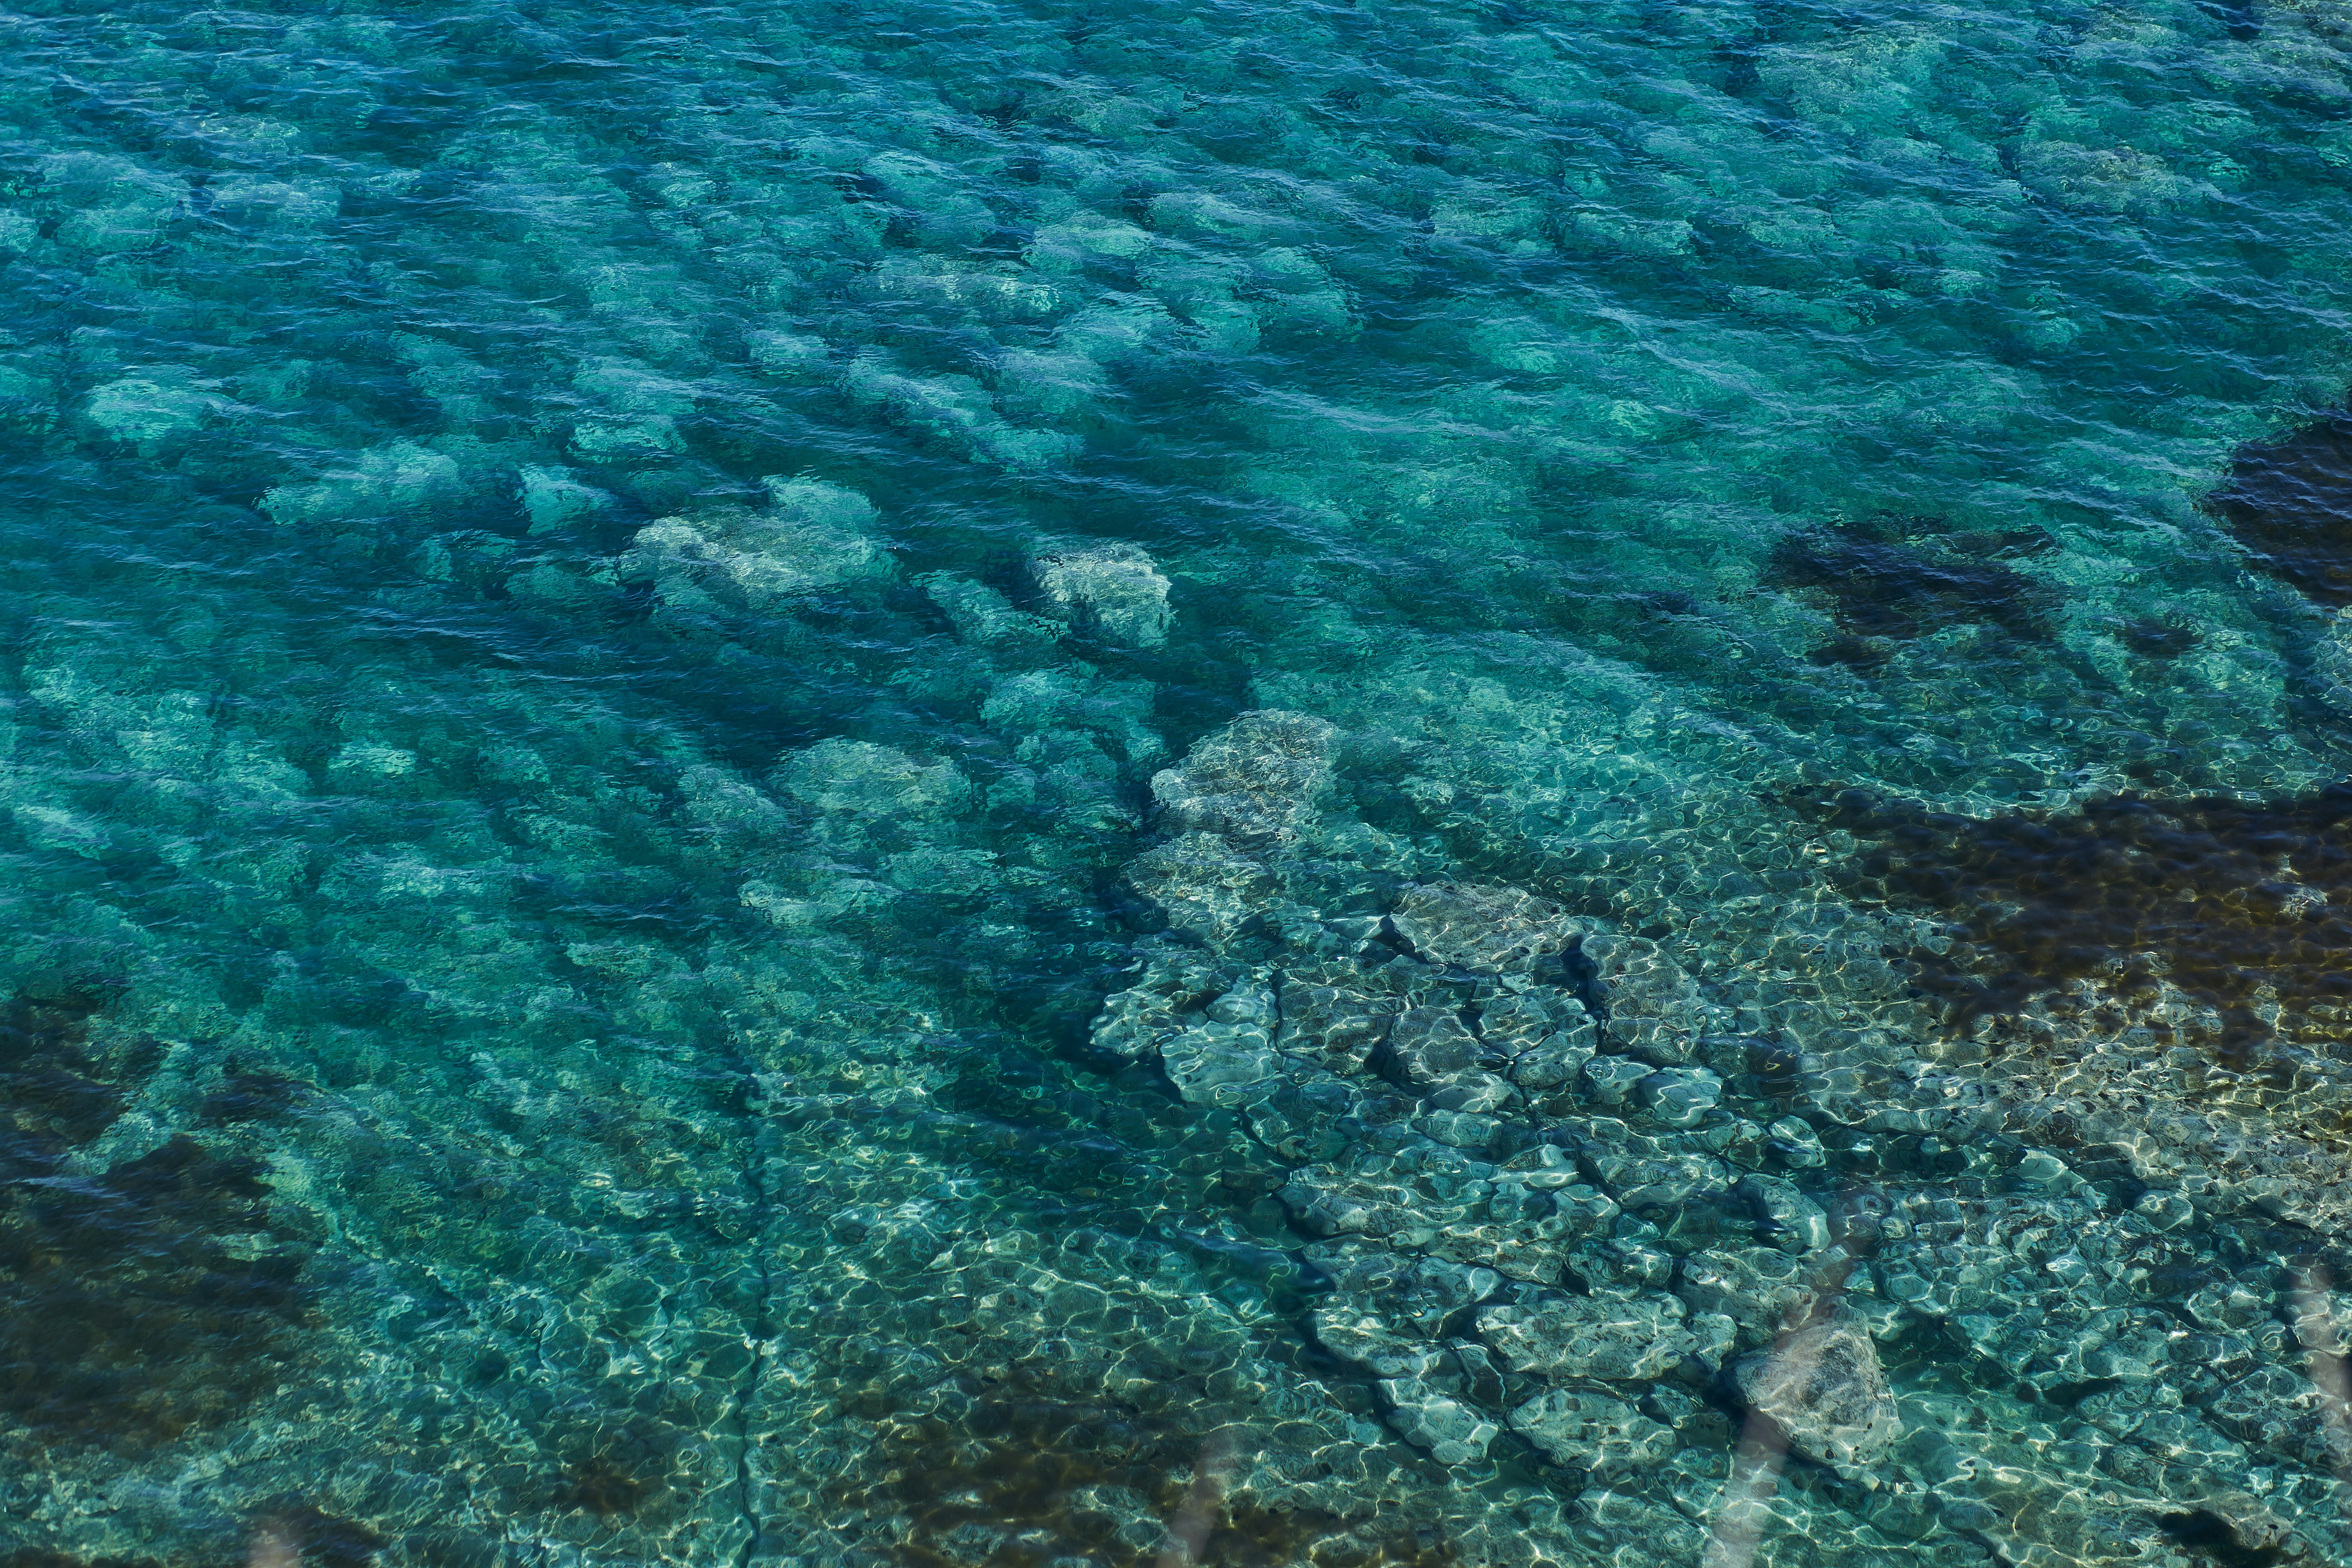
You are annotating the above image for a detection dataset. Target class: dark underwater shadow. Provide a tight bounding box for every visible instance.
[2213,404,2352,607]
[0,987,315,1451]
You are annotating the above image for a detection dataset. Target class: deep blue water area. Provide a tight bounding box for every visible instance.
[5,0,2352,1564]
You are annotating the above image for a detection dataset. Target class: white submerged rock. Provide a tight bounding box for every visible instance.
[1733,1309,1902,1474]
[1149,708,1338,845]
[1028,543,1174,647]
[620,476,891,614]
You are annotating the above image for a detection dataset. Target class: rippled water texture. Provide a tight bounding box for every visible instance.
[7,0,2352,1564]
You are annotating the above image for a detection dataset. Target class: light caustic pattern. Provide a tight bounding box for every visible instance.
[5,0,2352,1566]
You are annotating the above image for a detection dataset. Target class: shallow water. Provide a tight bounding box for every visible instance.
[4,0,2352,1564]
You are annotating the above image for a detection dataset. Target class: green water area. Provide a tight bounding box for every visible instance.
[4,0,2352,1564]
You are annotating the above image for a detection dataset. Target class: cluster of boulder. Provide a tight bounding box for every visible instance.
[1090,710,2352,1568]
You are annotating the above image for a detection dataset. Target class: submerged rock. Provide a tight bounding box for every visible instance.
[1084,832,2352,1567]
[1383,1004,1484,1086]
[1380,1374,1504,1467]
[773,738,972,820]
[2316,606,2352,714]
[1275,971,1399,1075]
[1151,709,1338,845]
[1733,1310,1900,1473]
[919,572,1062,649]
[1633,1065,1721,1127]
[1476,1292,1733,1382]
[1478,987,1598,1094]
[620,477,891,614]
[1125,831,1283,939]
[1029,544,1173,646]
[1800,779,2352,1233]
[1507,1386,1677,1474]
[1678,1246,1820,1343]
[1581,934,1708,1065]
[1388,882,1584,976]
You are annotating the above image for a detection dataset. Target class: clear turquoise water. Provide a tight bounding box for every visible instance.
[6,0,2352,1564]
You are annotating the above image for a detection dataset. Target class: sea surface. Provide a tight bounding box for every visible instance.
[4,1,2352,1565]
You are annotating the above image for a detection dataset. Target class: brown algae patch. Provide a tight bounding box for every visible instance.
[1796,782,2352,1118]
[0,989,314,1450]
[833,1387,1455,1568]
[1765,524,2058,668]
[2211,404,2352,606]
